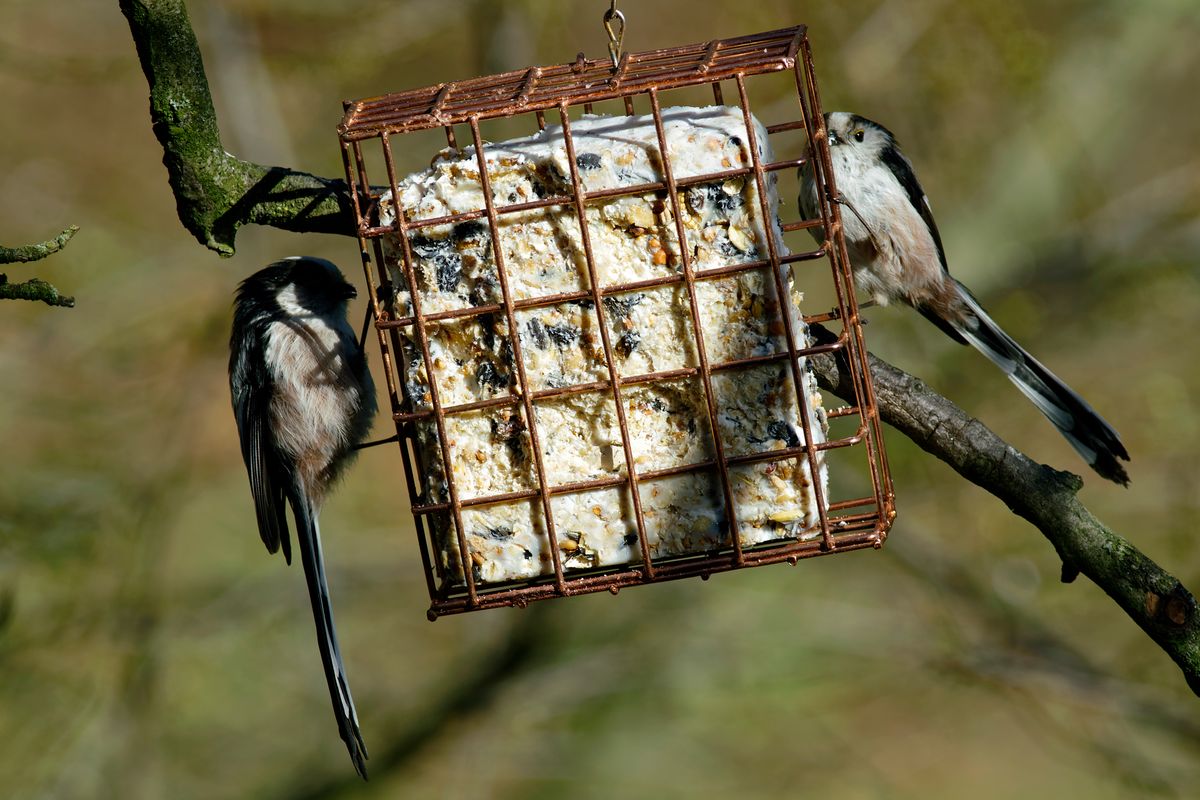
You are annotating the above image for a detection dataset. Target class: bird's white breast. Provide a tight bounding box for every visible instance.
[828,149,944,306]
[264,299,367,484]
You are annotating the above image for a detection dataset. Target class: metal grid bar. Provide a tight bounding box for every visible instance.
[426,527,883,615]
[644,86,744,564]
[378,131,483,606]
[555,101,657,579]
[732,72,833,551]
[357,157,809,240]
[389,334,847,425]
[466,115,570,597]
[339,26,895,618]
[339,28,806,138]
[404,426,867,517]
[373,246,827,331]
[793,38,896,529]
[344,141,442,600]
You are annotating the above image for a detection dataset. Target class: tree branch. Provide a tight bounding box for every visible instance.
[119,0,354,257]
[1,226,78,307]
[0,225,78,264]
[0,278,76,308]
[809,325,1200,696]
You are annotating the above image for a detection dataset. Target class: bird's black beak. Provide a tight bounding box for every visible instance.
[342,283,358,300]
[827,130,841,147]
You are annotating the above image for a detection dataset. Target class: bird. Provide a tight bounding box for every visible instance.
[229,256,377,777]
[799,112,1130,485]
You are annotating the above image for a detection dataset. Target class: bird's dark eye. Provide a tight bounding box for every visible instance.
[853,129,865,143]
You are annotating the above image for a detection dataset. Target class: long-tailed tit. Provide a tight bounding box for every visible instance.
[800,112,1129,484]
[229,256,376,777]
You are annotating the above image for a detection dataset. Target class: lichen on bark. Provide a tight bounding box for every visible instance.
[120,0,354,257]
[1,226,78,307]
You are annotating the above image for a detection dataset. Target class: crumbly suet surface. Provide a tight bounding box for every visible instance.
[381,106,828,586]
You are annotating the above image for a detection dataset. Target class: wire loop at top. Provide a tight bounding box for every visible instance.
[603,2,625,69]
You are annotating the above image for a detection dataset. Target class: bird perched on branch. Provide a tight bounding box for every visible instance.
[800,112,1130,484]
[229,256,376,777]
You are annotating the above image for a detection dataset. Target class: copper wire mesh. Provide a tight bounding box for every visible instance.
[338,25,895,618]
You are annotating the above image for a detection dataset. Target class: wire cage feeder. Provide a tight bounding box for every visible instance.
[338,25,895,618]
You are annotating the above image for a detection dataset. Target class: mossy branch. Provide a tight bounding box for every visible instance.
[0,277,76,308]
[1,226,78,307]
[809,325,1200,696]
[119,0,354,257]
[0,225,79,264]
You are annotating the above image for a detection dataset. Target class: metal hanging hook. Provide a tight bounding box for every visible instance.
[603,1,625,69]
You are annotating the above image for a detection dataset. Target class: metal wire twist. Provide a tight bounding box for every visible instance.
[603,1,625,69]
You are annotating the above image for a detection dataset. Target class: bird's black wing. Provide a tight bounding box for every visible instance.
[878,141,969,343]
[230,320,293,564]
[879,142,949,274]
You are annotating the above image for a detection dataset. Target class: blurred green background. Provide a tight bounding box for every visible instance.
[3,1,1199,797]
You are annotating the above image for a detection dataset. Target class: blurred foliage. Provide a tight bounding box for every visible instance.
[2,1,1199,798]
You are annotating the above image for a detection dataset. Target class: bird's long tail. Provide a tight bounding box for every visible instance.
[292,491,369,778]
[945,279,1130,485]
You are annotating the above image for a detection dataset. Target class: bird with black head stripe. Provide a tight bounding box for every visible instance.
[229,256,376,777]
[800,112,1129,484]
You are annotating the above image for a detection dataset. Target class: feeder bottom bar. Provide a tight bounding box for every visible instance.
[382,105,829,588]
[429,519,886,616]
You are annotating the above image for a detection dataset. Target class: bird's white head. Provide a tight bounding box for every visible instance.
[823,112,897,159]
